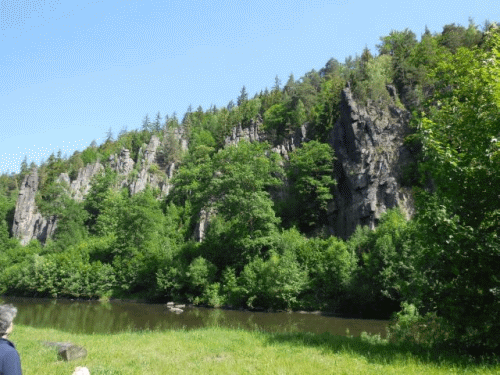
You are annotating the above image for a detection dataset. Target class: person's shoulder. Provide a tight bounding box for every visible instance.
[0,338,16,350]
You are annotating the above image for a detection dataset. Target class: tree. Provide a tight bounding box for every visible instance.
[118,125,128,139]
[113,187,166,292]
[377,28,418,104]
[410,27,500,352]
[105,127,114,143]
[263,103,287,136]
[237,86,248,106]
[286,141,336,232]
[84,169,118,234]
[142,114,151,132]
[171,141,284,270]
[284,73,296,96]
[240,98,262,127]
[291,99,306,128]
[311,73,345,141]
[154,111,162,132]
[273,75,281,91]
[19,156,29,182]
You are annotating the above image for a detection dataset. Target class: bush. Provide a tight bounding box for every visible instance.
[297,236,356,310]
[239,250,308,310]
[387,302,452,349]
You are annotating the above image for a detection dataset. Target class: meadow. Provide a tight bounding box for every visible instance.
[10,324,500,375]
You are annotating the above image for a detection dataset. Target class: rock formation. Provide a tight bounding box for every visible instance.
[11,88,416,245]
[129,135,172,195]
[12,169,57,245]
[329,87,415,239]
[224,116,310,160]
[109,148,135,175]
[68,162,103,201]
[225,117,265,145]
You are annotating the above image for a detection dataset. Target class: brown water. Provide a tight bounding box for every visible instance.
[0,296,388,337]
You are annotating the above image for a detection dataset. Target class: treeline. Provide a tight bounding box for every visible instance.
[0,20,499,354]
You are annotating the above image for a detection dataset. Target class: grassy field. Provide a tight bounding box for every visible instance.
[9,324,499,375]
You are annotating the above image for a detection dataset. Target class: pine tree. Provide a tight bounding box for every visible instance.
[154,112,162,132]
[106,127,114,142]
[142,114,151,131]
[237,86,248,106]
[273,75,281,91]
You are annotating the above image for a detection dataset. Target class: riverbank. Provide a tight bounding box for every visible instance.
[10,324,499,375]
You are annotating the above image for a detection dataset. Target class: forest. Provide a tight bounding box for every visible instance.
[1,20,499,355]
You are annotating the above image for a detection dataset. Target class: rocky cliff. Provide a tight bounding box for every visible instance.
[224,115,310,160]
[12,169,57,245]
[12,132,187,244]
[12,87,415,244]
[329,86,415,239]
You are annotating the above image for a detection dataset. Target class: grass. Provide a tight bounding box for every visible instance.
[9,324,500,375]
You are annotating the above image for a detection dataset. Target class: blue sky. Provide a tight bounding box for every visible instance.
[1,0,497,174]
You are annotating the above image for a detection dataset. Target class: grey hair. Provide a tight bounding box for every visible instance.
[0,304,17,334]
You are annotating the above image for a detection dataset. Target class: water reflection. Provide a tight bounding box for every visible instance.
[0,296,387,337]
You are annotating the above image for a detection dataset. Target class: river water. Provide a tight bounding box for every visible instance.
[0,296,388,337]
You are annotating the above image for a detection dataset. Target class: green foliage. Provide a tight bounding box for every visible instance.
[297,235,357,310]
[172,140,283,270]
[84,169,118,234]
[263,103,287,136]
[377,28,419,106]
[187,256,217,291]
[347,208,419,318]
[0,193,18,250]
[80,145,100,166]
[310,74,345,141]
[112,187,166,293]
[408,27,500,353]
[0,243,115,298]
[387,302,452,349]
[285,141,336,232]
[239,249,308,310]
[352,54,394,105]
[240,98,262,127]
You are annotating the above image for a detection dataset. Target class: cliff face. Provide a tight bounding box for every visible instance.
[224,115,310,160]
[12,169,57,245]
[329,87,415,239]
[12,88,415,244]
[12,132,187,244]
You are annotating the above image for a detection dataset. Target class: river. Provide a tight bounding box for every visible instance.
[0,296,388,337]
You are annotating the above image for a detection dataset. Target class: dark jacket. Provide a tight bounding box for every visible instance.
[0,338,22,375]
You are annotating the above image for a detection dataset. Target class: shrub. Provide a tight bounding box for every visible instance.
[239,250,308,310]
[387,302,452,349]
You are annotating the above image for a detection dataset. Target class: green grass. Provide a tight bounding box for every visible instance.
[9,324,500,374]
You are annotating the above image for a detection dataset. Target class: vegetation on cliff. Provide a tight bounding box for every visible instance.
[0,20,499,354]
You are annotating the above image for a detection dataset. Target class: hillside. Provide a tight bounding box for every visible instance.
[1,21,499,354]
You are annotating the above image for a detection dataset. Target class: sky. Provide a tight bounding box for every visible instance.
[0,0,498,174]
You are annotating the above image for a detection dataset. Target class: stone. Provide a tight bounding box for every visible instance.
[12,169,58,245]
[110,148,135,175]
[42,341,88,361]
[329,86,415,239]
[59,345,88,361]
[69,162,103,201]
[72,367,90,375]
[168,307,183,314]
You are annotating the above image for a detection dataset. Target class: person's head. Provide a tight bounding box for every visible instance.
[0,304,17,338]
